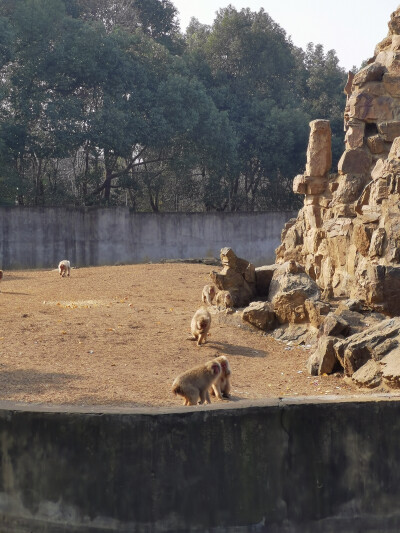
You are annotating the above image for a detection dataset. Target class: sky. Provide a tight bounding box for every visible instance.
[172,0,398,72]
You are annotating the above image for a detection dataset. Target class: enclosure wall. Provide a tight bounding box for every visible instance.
[0,398,399,533]
[0,208,297,269]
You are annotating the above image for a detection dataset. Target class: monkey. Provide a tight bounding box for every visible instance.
[201,284,217,306]
[215,290,233,310]
[190,307,211,346]
[210,355,232,400]
[286,259,298,274]
[58,260,71,277]
[172,360,222,405]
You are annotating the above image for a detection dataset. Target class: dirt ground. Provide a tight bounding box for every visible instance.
[0,263,381,409]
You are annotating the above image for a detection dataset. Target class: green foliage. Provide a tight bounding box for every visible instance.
[0,0,350,210]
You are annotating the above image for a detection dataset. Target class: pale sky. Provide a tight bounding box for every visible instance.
[173,0,398,72]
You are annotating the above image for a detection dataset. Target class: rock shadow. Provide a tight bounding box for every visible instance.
[206,340,267,358]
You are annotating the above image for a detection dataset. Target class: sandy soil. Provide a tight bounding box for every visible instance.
[0,263,380,409]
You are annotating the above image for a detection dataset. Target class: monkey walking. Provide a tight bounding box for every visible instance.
[210,355,232,400]
[58,260,71,277]
[201,284,217,306]
[172,360,222,405]
[190,307,211,346]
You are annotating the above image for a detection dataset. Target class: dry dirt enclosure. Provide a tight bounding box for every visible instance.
[0,263,382,408]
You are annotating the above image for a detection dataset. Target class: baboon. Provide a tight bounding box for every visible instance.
[191,307,211,346]
[215,290,233,310]
[201,284,216,306]
[58,260,71,277]
[210,355,232,400]
[172,360,222,405]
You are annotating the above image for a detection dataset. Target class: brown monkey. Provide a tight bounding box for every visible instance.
[172,360,222,405]
[191,307,211,346]
[286,259,298,274]
[215,290,233,310]
[58,260,71,277]
[201,284,217,306]
[210,355,232,400]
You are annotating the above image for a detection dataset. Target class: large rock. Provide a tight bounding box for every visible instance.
[276,6,400,318]
[334,318,400,376]
[268,263,321,324]
[241,301,276,331]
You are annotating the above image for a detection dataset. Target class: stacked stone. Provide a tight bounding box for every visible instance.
[276,6,400,315]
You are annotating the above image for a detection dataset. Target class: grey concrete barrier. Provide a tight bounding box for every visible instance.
[0,208,297,269]
[0,396,400,532]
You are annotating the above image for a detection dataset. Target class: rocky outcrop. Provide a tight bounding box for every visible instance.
[276,6,400,316]
[210,247,257,307]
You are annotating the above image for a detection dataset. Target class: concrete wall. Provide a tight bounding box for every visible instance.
[0,208,297,269]
[0,397,400,533]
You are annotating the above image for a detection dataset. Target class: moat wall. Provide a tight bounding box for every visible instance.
[0,397,400,533]
[0,208,297,269]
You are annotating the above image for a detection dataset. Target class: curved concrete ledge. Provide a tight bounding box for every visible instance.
[0,395,400,532]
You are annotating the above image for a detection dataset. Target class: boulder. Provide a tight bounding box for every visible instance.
[241,301,276,331]
[334,318,400,376]
[268,264,321,324]
[307,336,340,376]
[320,313,350,337]
[351,360,382,388]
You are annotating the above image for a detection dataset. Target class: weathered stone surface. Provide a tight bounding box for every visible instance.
[351,360,382,388]
[304,299,330,329]
[268,265,321,324]
[377,121,400,141]
[320,313,350,337]
[293,174,307,194]
[353,63,386,86]
[345,120,365,149]
[275,6,400,391]
[383,73,400,96]
[348,92,394,122]
[381,348,400,388]
[305,120,332,177]
[369,227,386,257]
[310,336,340,376]
[241,301,276,331]
[367,135,386,154]
[334,318,400,376]
[210,248,256,307]
[338,149,372,175]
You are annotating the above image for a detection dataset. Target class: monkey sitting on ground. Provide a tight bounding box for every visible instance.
[172,360,222,405]
[58,260,71,277]
[201,284,217,306]
[215,290,233,310]
[190,307,211,346]
[210,355,232,400]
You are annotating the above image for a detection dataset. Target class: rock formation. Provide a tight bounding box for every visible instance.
[276,5,400,317]
[210,247,257,307]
